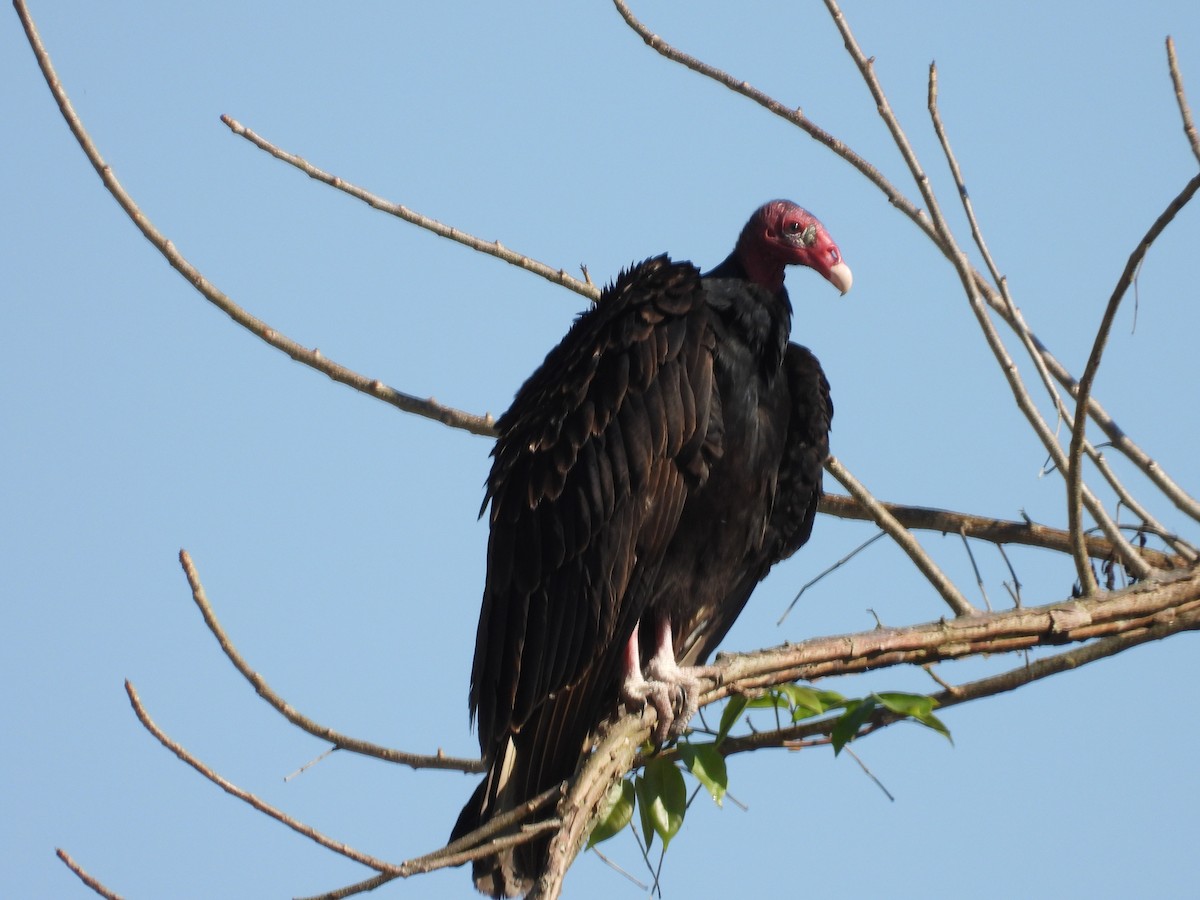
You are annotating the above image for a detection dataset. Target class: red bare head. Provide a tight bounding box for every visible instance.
[734,200,852,296]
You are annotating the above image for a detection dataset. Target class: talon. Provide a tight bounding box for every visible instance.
[620,673,677,744]
[620,617,716,742]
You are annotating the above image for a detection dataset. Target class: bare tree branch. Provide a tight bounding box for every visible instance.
[819,493,1183,570]
[178,549,484,772]
[305,790,564,900]
[129,677,566,890]
[926,63,1194,563]
[302,825,564,899]
[825,458,975,616]
[532,710,655,900]
[1067,171,1200,592]
[1167,37,1200,164]
[220,115,600,303]
[54,849,124,900]
[11,0,493,437]
[823,0,1153,581]
[708,565,1200,700]
[125,680,406,874]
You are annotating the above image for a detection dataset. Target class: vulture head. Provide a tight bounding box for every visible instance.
[735,199,853,296]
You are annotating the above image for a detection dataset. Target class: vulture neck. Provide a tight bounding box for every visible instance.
[705,250,791,302]
[703,251,794,377]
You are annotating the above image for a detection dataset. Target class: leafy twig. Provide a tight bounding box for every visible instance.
[709,595,1200,760]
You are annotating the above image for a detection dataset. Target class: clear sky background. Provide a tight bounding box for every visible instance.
[5,2,1199,898]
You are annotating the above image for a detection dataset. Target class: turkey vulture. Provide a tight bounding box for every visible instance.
[452,200,850,896]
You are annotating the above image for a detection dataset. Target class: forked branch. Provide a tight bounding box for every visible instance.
[1066,170,1200,593]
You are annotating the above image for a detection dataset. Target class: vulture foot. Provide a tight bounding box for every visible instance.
[622,658,719,744]
[620,673,681,745]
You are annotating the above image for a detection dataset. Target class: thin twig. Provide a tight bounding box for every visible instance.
[590,845,651,892]
[958,529,991,612]
[825,458,976,616]
[778,530,886,624]
[841,746,895,802]
[179,549,484,772]
[1167,37,1200,164]
[284,746,338,782]
[221,115,599,303]
[996,544,1023,607]
[1066,171,1200,593]
[54,849,124,900]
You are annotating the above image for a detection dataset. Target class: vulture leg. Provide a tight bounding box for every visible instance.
[619,621,681,744]
[644,616,719,738]
[620,618,718,744]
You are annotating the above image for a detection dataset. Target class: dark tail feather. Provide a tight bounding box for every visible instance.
[450,741,532,898]
[451,672,610,897]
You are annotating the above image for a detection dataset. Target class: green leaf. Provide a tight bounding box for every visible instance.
[831,697,878,754]
[588,779,635,848]
[874,691,935,718]
[874,692,954,745]
[678,742,728,806]
[716,694,749,745]
[635,757,687,849]
[746,689,791,709]
[783,685,846,720]
[635,774,654,851]
[914,710,953,744]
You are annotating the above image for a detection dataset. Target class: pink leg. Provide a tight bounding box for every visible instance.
[620,616,719,743]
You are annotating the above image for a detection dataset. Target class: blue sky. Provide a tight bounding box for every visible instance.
[5,2,1199,898]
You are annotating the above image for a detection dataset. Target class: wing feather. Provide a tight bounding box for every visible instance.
[468,255,721,755]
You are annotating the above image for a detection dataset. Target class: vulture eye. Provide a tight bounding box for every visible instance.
[786,221,802,233]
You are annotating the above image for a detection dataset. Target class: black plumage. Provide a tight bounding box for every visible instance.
[452,201,851,897]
